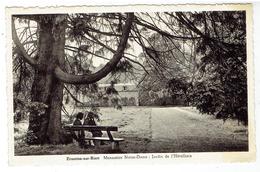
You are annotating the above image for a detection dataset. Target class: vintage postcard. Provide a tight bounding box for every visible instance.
[6,3,255,165]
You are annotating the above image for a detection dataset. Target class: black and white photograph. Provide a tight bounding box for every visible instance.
[7,4,255,163]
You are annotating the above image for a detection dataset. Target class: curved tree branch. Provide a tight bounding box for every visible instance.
[64,86,84,105]
[12,18,37,67]
[84,28,149,74]
[55,13,134,84]
[134,14,201,40]
[65,45,110,61]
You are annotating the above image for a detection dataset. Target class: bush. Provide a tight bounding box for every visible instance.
[189,77,248,125]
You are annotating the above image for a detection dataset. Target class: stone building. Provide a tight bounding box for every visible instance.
[66,55,140,107]
[98,83,139,106]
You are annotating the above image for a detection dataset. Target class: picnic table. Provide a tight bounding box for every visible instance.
[64,125,124,150]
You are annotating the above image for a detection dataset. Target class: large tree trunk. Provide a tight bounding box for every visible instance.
[26,15,66,145]
[23,13,134,145]
[46,15,67,144]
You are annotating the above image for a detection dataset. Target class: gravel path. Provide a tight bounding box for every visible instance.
[146,107,248,152]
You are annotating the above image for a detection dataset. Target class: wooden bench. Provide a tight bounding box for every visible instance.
[64,125,124,150]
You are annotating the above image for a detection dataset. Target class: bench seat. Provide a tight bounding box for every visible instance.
[85,137,124,142]
[64,124,124,150]
[85,137,124,150]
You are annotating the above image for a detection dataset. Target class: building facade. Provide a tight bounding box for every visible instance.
[98,83,139,106]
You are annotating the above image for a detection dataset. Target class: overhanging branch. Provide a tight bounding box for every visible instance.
[55,13,134,84]
[12,18,37,67]
[64,86,84,105]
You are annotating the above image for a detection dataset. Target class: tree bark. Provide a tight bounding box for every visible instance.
[27,15,66,144]
[27,17,53,144]
[46,15,67,144]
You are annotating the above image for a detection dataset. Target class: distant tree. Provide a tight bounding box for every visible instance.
[137,32,196,106]
[172,11,248,124]
[135,11,248,124]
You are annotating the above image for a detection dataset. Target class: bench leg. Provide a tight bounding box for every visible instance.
[111,141,119,150]
[93,140,100,148]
